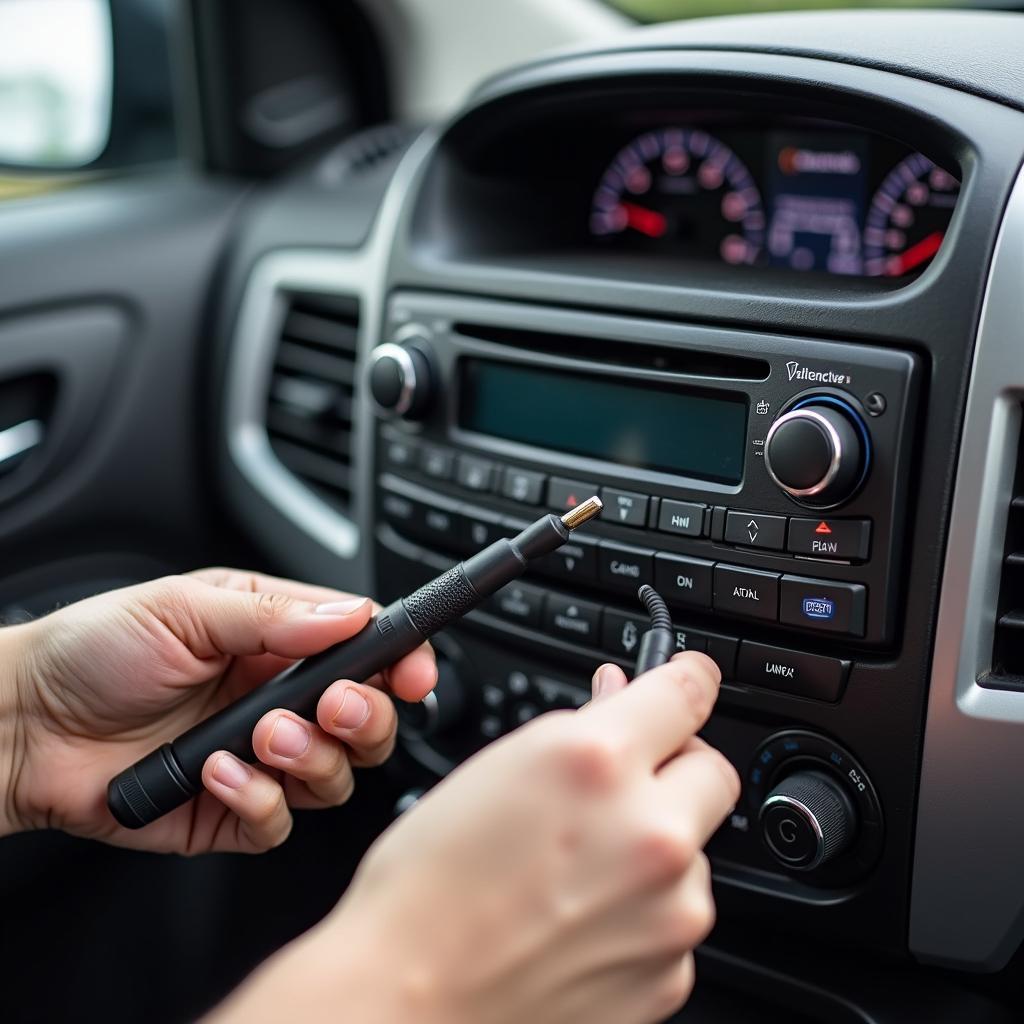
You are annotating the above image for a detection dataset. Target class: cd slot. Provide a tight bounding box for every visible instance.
[451,322,770,381]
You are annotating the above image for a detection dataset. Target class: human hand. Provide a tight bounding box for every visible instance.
[217,652,738,1024]
[0,568,436,853]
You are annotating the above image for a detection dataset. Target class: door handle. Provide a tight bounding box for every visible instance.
[0,419,44,471]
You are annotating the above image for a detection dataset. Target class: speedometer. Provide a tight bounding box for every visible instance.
[863,153,959,277]
[589,128,766,266]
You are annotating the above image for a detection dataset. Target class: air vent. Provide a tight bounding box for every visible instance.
[266,292,360,514]
[989,409,1024,687]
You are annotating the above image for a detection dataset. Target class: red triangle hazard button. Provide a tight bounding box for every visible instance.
[815,521,833,535]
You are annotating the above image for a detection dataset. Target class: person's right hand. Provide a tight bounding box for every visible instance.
[214,651,739,1024]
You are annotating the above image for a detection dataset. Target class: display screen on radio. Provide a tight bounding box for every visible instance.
[459,360,747,484]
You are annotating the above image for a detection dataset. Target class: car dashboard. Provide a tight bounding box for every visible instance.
[209,10,1024,1023]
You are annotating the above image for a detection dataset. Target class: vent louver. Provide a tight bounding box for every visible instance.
[266,292,360,514]
[990,409,1024,686]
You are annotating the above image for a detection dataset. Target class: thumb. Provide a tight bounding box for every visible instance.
[143,577,374,660]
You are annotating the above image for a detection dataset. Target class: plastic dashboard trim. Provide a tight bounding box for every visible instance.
[222,128,440,564]
[910,157,1024,971]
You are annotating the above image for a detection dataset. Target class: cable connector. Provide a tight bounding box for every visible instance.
[634,584,675,677]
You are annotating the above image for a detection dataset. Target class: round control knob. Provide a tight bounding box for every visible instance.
[396,658,465,739]
[368,341,433,419]
[764,399,867,506]
[759,770,856,870]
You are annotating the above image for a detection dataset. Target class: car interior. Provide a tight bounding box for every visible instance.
[2,0,1024,1020]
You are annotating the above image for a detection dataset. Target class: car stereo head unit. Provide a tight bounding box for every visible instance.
[370,291,919,682]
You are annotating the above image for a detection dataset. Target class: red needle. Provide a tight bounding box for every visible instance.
[890,230,944,275]
[620,202,668,239]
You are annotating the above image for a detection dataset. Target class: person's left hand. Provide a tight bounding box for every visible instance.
[0,568,436,854]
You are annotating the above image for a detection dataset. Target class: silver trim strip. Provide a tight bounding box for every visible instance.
[910,160,1024,970]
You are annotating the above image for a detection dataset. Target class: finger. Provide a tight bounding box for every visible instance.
[591,662,629,702]
[188,567,362,607]
[583,651,722,769]
[373,642,438,702]
[148,576,375,660]
[252,710,355,805]
[317,680,399,767]
[657,741,741,845]
[201,751,293,851]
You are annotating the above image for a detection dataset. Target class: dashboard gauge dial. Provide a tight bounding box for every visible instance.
[590,128,766,266]
[863,154,959,277]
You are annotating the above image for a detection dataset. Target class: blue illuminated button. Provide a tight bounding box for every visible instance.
[779,575,866,636]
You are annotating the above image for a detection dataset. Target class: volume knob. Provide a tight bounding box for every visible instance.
[759,770,856,870]
[764,399,867,507]
[369,340,433,419]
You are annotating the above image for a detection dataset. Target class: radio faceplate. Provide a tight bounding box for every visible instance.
[375,292,919,660]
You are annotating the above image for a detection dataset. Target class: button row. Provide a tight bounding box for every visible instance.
[384,434,871,562]
[381,485,867,637]
[486,583,847,702]
[487,582,740,680]
[383,435,709,538]
[719,508,871,561]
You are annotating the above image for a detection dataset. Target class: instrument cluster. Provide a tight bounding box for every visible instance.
[587,122,959,278]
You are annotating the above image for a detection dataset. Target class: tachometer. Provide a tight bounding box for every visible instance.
[863,153,959,277]
[589,128,765,266]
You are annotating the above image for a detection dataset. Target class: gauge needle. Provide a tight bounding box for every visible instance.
[890,230,944,275]
[620,202,668,239]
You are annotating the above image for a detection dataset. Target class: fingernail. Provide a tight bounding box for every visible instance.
[212,754,251,790]
[331,687,370,730]
[593,663,616,697]
[315,597,370,616]
[268,716,310,759]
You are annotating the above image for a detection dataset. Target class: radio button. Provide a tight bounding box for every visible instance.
[737,642,849,702]
[381,491,416,531]
[544,595,602,645]
[462,507,505,551]
[598,541,656,593]
[603,609,649,660]
[705,633,739,680]
[654,553,713,609]
[419,504,461,550]
[456,455,495,493]
[537,535,598,583]
[670,626,708,655]
[601,487,649,527]
[724,511,787,551]
[657,499,706,538]
[419,445,454,481]
[780,576,867,636]
[787,517,871,561]
[549,477,600,514]
[713,565,780,621]
[383,436,419,469]
[501,467,546,505]
[489,582,545,628]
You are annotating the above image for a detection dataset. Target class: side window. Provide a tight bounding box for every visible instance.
[0,0,177,201]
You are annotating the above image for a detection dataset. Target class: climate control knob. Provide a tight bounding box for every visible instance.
[759,770,856,870]
[764,399,868,506]
[368,339,433,419]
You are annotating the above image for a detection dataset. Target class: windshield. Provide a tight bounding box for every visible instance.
[610,1,1012,22]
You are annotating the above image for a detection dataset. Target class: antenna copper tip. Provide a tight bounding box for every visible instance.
[560,495,603,531]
